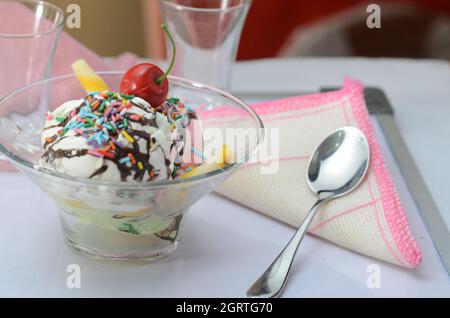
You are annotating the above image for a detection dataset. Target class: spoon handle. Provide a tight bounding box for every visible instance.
[247,199,325,298]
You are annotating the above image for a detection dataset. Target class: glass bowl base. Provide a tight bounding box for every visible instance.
[59,207,185,264]
[64,236,179,264]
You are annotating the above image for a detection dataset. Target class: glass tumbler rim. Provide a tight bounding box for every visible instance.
[159,0,252,13]
[0,71,265,190]
[0,0,65,38]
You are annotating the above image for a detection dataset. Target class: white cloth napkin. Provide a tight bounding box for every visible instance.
[215,79,422,268]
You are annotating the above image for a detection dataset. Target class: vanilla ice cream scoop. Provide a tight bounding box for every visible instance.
[40,92,196,182]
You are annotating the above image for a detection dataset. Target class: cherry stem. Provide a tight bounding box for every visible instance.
[156,24,176,85]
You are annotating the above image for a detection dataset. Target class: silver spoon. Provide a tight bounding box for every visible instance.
[247,127,370,298]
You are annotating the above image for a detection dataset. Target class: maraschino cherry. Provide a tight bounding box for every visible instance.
[120,24,176,107]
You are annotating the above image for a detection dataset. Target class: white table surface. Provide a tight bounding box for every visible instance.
[1,58,449,298]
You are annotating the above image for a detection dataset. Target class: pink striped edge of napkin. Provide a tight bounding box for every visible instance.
[320,79,422,267]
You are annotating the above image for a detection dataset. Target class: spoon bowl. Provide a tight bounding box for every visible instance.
[307,127,370,199]
[247,127,370,298]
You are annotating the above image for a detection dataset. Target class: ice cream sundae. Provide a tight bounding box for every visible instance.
[19,25,236,263]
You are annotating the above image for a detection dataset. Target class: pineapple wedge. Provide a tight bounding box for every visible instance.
[181,145,234,179]
[71,59,109,93]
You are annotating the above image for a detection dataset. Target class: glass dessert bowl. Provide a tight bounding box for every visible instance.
[0,72,264,263]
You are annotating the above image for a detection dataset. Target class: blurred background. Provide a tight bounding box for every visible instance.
[48,0,450,60]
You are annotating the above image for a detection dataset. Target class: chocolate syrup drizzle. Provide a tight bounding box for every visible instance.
[41,96,191,182]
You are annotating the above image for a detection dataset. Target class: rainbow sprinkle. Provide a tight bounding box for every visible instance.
[192,147,208,161]
[45,90,198,179]
[128,153,137,165]
[119,157,131,164]
[121,130,134,143]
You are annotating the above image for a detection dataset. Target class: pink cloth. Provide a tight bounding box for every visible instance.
[0,2,138,97]
[0,2,138,171]
[51,35,137,77]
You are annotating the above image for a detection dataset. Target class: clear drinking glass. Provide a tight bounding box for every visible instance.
[0,72,264,263]
[0,0,64,98]
[0,0,64,170]
[159,0,252,91]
